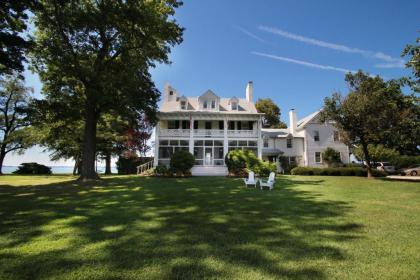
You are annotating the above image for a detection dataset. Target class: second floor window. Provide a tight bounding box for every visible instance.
[314,130,320,142]
[263,138,269,148]
[180,101,187,110]
[333,131,340,141]
[287,138,293,148]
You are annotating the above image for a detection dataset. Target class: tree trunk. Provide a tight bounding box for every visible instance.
[105,152,112,175]
[73,156,80,175]
[361,142,373,179]
[0,146,6,175]
[79,102,99,181]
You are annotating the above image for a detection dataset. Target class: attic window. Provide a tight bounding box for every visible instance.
[211,100,216,109]
[180,100,187,110]
[169,90,174,96]
[203,101,208,109]
[231,102,238,110]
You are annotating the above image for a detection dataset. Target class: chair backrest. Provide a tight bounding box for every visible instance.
[268,172,275,182]
[248,171,255,181]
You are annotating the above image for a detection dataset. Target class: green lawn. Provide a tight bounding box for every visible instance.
[0,175,419,280]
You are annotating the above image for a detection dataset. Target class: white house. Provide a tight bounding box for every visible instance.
[261,110,350,171]
[154,82,350,175]
[154,82,264,176]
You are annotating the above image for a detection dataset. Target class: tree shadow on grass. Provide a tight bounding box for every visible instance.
[0,175,364,279]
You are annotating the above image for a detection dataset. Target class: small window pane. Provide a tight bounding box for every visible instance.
[205,140,213,146]
[170,140,178,146]
[238,140,247,147]
[248,141,257,147]
[214,159,224,166]
[195,160,203,166]
[194,140,203,146]
[194,147,203,159]
[214,147,224,159]
[228,140,237,146]
[287,138,293,148]
[159,140,168,146]
[180,140,189,146]
[214,140,223,147]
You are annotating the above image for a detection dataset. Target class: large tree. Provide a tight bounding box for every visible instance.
[0,0,34,74]
[31,0,183,180]
[255,98,287,128]
[320,71,411,178]
[0,74,33,174]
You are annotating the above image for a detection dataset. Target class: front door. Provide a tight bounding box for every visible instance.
[204,147,213,166]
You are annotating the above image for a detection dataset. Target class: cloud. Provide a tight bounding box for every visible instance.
[251,51,355,74]
[234,26,268,44]
[258,26,405,68]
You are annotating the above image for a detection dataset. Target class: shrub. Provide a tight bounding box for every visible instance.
[254,160,277,177]
[170,150,195,175]
[154,165,168,176]
[278,156,298,174]
[291,166,387,177]
[116,156,153,174]
[13,163,52,175]
[322,147,342,167]
[390,155,420,169]
[225,149,259,176]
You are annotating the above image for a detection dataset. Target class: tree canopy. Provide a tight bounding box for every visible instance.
[31,0,184,180]
[255,98,287,128]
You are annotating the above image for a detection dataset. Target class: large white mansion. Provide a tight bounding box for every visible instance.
[154,82,350,175]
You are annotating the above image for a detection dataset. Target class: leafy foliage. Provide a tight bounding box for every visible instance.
[353,144,399,163]
[12,162,52,174]
[255,98,287,128]
[278,156,298,174]
[225,149,276,176]
[322,147,342,167]
[30,0,183,179]
[170,150,195,175]
[320,70,419,177]
[0,0,34,74]
[0,74,33,173]
[291,166,386,177]
[390,155,420,169]
[115,156,153,175]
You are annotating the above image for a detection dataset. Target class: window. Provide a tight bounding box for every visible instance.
[219,121,224,130]
[229,140,258,155]
[181,120,190,129]
[203,101,208,109]
[286,138,293,148]
[205,121,212,130]
[264,138,269,148]
[315,152,321,163]
[180,100,187,110]
[289,157,296,165]
[314,130,320,142]
[194,121,198,129]
[169,90,174,96]
[168,120,179,129]
[211,100,216,109]
[228,121,235,130]
[231,102,238,110]
[333,131,340,142]
[158,140,189,160]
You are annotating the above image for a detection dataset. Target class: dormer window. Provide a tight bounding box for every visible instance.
[211,100,216,109]
[231,102,238,110]
[180,100,187,110]
[229,96,239,111]
[203,101,208,109]
[169,90,174,96]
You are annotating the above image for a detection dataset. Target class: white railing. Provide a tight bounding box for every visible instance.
[227,130,256,138]
[159,129,190,137]
[137,160,154,175]
[194,129,224,137]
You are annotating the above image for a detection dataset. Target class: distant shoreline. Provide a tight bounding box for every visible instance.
[2,166,118,174]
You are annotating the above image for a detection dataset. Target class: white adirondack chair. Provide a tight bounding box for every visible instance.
[259,172,276,190]
[243,171,257,187]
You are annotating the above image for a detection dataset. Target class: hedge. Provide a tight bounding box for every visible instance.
[291,166,387,177]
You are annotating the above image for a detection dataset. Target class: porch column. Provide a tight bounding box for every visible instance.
[257,116,263,159]
[223,117,228,160]
[189,115,194,154]
[154,122,160,166]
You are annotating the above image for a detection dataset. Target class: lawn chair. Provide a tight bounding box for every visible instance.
[243,171,257,188]
[259,172,276,190]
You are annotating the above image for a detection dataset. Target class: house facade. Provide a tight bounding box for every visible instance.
[154,82,263,176]
[262,110,350,171]
[154,82,350,175]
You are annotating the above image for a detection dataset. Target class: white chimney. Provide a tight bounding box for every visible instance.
[164,83,176,102]
[289,109,297,134]
[246,81,253,103]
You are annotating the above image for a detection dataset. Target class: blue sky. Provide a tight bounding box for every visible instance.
[6,0,419,166]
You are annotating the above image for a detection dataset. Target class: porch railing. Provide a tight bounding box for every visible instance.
[159,129,257,138]
[137,160,154,175]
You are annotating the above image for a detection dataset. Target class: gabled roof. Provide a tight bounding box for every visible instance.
[228,96,239,104]
[297,110,321,128]
[198,90,219,101]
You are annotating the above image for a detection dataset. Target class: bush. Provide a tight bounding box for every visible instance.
[322,147,342,167]
[291,166,386,177]
[170,150,195,175]
[254,160,277,177]
[225,149,259,176]
[116,156,153,174]
[13,162,52,175]
[278,156,298,174]
[390,155,420,169]
[154,165,168,176]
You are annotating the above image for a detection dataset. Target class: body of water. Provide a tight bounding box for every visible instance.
[2,166,118,174]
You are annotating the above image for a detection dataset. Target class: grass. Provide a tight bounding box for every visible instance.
[0,175,419,280]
